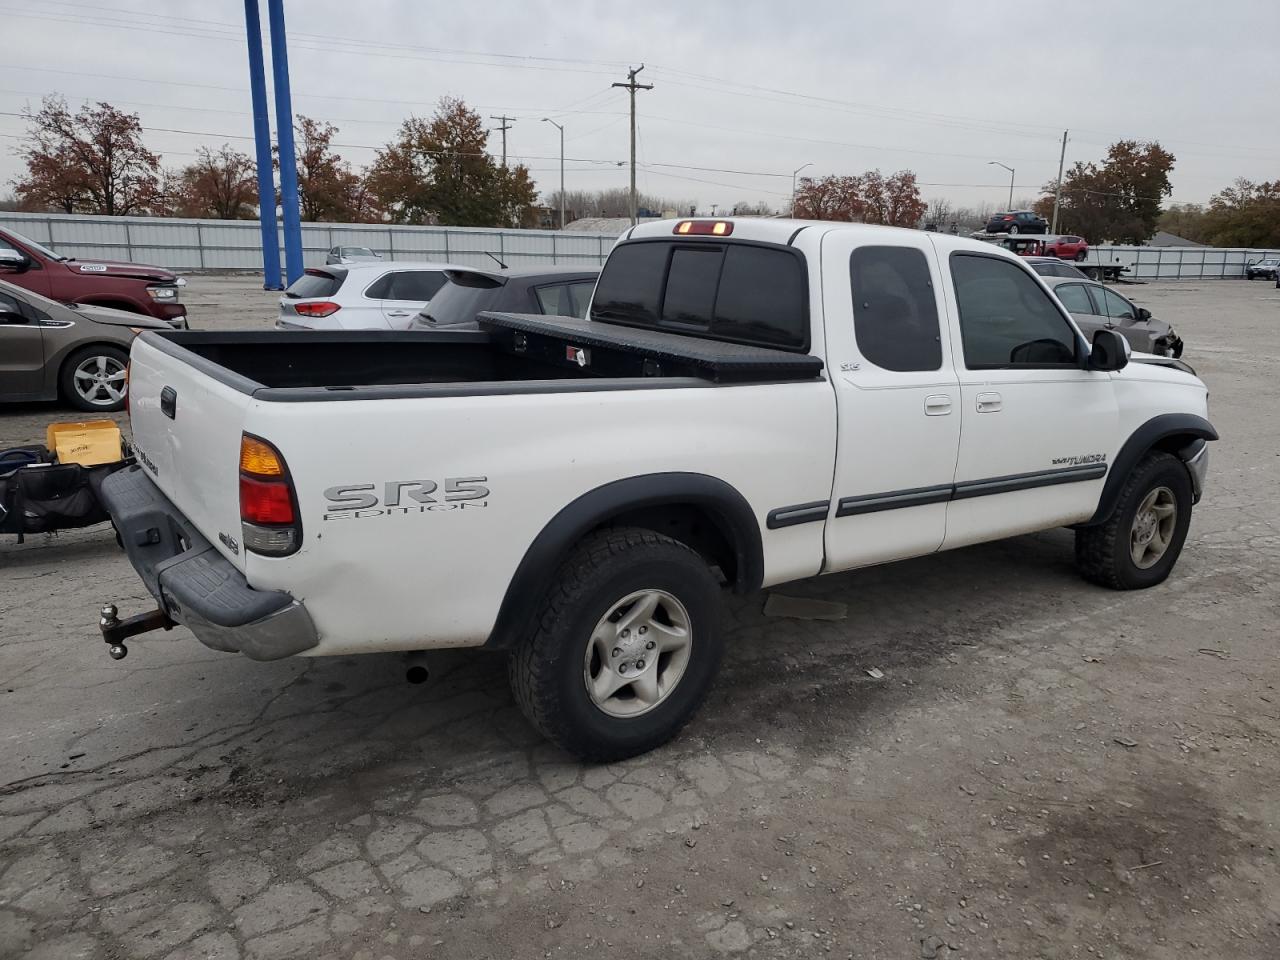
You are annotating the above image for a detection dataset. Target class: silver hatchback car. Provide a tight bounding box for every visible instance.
[325,246,383,265]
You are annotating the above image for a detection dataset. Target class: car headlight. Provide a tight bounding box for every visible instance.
[146,285,179,301]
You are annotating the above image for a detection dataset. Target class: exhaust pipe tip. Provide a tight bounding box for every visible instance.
[406,665,429,684]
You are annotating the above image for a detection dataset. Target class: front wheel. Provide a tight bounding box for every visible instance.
[508,527,724,762]
[60,344,129,412]
[1075,451,1193,590]
[1008,224,1020,234]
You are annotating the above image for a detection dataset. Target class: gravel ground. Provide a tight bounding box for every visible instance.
[1,276,1278,960]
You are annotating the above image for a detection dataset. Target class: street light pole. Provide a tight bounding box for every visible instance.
[988,160,1015,209]
[542,118,565,229]
[791,162,812,216]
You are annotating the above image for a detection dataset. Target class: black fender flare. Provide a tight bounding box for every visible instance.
[484,472,763,650]
[1085,413,1218,525]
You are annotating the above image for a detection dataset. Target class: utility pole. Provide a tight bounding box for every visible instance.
[542,118,565,229]
[612,64,653,225]
[1051,129,1068,235]
[489,115,514,167]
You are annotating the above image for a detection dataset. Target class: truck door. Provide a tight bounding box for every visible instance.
[821,233,961,570]
[939,250,1118,548]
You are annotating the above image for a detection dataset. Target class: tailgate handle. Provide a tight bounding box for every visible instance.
[160,386,177,420]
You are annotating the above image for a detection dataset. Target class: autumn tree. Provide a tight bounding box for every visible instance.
[169,144,257,219]
[1033,140,1175,244]
[13,96,161,215]
[1195,179,1280,248]
[793,170,926,227]
[366,97,537,227]
[285,117,380,222]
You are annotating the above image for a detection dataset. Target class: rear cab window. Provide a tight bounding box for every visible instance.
[285,270,343,299]
[591,240,809,350]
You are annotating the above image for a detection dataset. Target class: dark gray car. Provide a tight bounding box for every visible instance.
[0,279,173,412]
[1042,275,1184,358]
[410,267,600,330]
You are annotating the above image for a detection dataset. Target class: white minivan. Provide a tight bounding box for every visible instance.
[277,261,454,331]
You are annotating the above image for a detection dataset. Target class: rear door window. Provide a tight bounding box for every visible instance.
[285,270,342,299]
[366,270,447,301]
[848,246,941,372]
[534,283,574,316]
[1052,282,1095,314]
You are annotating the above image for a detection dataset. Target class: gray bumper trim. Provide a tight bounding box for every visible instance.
[98,465,318,661]
[1183,439,1209,503]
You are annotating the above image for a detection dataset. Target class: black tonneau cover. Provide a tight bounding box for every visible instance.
[478,312,824,383]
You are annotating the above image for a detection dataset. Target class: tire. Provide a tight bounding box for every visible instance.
[1008,224,1020,234]
[508,527,724,762]
[1075,451,1193,590]
[60,344,130,412]
[1075,250,1089,262]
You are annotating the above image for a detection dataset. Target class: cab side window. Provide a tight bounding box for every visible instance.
[849,246,942,372]
[951,254,1079,368]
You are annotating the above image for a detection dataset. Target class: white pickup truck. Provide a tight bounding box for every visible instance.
[98,218,1216,761]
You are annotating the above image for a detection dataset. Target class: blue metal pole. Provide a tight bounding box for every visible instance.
[266,0,303,285]
[243,0,281,290]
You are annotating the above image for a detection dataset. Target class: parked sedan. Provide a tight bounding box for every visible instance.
[984,210,1048,234]
[1244,257,1279,281]
[0,279,174,412]
[1041,234,1089,261]
[1043,275,1183,358]
[277,261,453,331]
[325,246,383,265]
[411,267,599,330]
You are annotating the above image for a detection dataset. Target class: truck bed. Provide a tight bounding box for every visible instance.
[140,316,824,402]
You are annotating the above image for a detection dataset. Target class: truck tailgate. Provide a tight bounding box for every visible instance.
[127,334,252,572]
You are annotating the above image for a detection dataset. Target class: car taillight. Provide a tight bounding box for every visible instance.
[238,434,301,556]
[293,301,341,318]
[1002,215,1014,221]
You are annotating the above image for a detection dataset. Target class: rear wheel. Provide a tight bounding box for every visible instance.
[1075,452,1192,590]
[508,527,723,761]
[1008,224,1020,234]
[60,345,129,412]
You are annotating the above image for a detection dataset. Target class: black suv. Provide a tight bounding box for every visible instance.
[984,210,1048,234]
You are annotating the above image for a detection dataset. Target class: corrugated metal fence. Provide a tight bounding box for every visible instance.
[0,212,616,271]
[2,211,1277,280]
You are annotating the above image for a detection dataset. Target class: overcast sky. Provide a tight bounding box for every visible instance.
[1,0,1276,215]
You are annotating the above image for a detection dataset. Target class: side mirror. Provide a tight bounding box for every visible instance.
[0,249,29,272]
[1089,329,1130,371]
[1136,306,1152,321]
[375,252,383,258]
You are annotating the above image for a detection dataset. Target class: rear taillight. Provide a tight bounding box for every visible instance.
[238,434,301,556]
[293,301,341,318]
[1002,215,1014,221]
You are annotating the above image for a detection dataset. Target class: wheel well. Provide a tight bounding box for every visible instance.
[1151,433,1200,458]
[596,503,739,585]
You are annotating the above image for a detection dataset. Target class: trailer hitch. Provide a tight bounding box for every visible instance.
[98,603,175,660]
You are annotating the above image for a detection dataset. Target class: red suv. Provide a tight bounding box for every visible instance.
[0,227,188,326]
[1041,235,1089,262]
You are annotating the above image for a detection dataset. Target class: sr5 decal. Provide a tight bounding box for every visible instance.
[322,477,489,520]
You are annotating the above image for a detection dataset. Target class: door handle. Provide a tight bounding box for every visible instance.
[924,394,952,416]
[975,391,1003,413]
[386,310,412,318]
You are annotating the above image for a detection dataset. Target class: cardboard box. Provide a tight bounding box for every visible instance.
[46,420,123,467]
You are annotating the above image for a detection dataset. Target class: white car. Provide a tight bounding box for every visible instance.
[102,218,1215,761]
[277,261,453,331]
[325,245,382,265]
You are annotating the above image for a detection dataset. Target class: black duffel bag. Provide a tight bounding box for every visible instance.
[0,460,126,541]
